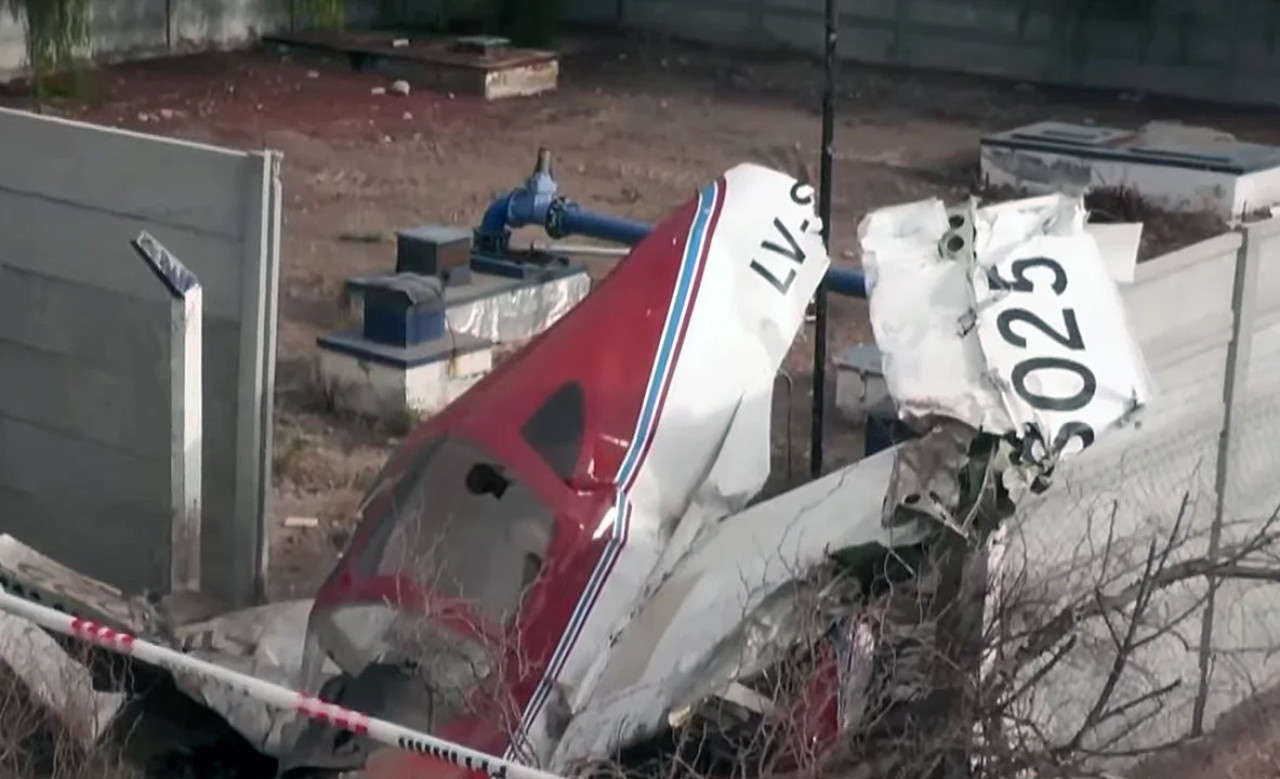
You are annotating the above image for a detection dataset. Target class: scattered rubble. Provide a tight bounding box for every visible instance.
[135,108,184,123]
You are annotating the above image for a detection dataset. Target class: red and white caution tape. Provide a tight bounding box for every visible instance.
[0,587,564,779]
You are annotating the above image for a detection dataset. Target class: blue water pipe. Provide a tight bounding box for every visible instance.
[825,267,867,298]
[474,148,867,299]
[475,148,652,252]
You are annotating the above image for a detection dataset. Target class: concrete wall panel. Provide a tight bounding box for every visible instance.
[0,108,279,609]
[586,0,1280,107]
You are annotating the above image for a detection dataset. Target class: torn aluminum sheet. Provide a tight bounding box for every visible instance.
[964,194,1144,285]
[548,447,926,769]
[0,534,161,633]
[971,194,1154,464]
[169,600,334,756]
[552,438,1006,773]
[832,615,876,734]
[881,417,980,531]
[859,198,1003,431]
[860,193,1154,474]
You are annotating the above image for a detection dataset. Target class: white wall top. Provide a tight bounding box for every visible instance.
[983,121,1280,176]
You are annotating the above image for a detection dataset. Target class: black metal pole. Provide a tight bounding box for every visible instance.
[810,0,837,479]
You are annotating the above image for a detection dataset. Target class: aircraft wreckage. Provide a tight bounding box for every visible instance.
[0,163,1152,779]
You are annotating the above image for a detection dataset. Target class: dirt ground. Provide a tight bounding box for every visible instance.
[10,30,1280,776]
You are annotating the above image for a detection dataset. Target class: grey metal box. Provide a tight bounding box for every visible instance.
[395,224,473,276]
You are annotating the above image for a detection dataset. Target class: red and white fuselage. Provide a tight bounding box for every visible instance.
[289,163,831,778]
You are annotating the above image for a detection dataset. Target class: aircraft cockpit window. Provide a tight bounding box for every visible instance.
[516,552,544,614]
[375,438,554,627]
[520,380,586,482]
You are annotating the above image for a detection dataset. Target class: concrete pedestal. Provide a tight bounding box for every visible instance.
[316,331,492,418]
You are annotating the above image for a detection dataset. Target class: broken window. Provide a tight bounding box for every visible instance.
[520,380,586,482]
[376,436,554,627]
[306,434,556,737]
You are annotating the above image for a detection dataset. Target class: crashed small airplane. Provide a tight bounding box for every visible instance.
[0,164,1153,779]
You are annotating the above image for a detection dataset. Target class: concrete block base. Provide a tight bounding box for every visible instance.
[316,331,493,418]
[261,31,560,100]
[980,120,1280,219]
[342,266,591,347]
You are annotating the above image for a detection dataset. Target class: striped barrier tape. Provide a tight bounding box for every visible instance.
[0,587,565,779]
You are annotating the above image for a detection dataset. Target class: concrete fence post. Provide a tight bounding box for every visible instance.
[233,149,283,607]
[1192,222,1263,733]
[131,231,203,595]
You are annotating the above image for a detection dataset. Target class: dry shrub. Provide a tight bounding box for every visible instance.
[1081,186,1228,263]
[301,424,1280,779]
[572,490,1280,779]
[1129,685,1280,779]
[973,180,1230,262]
[0,648,138,779]
[0,626,279,779]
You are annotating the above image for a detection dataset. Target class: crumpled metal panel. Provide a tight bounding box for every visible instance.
[170,600,323,755]
[882,418,979,532]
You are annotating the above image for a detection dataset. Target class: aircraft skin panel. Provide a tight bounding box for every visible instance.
[550,449,911,766]
[505,178,727,759]
[313,182,712,608]
[518,164,830,762]
[315,164,827,779]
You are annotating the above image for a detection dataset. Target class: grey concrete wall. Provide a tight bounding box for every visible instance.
[0,0,382,76]
[6,0,1279,107]
[574,0,1280,107]
[0,108,280,609]
[0,268,178,593]
[0,0,272,73]
[998,222,1280,754]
